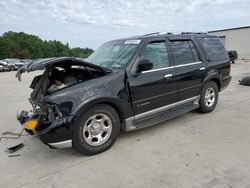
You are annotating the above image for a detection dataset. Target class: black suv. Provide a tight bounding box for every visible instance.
[17,32,231,155]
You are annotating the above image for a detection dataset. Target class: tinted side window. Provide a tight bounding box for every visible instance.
[196,37,228,61]
[140,41,170,69]
[170,41,195,65]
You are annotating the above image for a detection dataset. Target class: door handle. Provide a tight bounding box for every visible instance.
[164,74,172,79]
[200,67,206,71]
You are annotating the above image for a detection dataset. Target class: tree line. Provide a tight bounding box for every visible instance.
[0,31,94,59]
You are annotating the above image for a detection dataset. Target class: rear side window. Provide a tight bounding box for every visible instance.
[196,37,228,61]
[170,41,198,65]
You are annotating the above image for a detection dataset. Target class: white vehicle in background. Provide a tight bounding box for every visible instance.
[0,59,33,72]
[20,59,33,66]
[0,64,4,72]
[0,60,10,71]
[4,59,25,71]
[4,59,20,71]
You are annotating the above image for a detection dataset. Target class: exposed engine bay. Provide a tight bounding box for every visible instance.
[25,60,107,109]
[46,65,105,93]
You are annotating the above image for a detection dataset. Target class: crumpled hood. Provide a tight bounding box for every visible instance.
[16,57,111,81]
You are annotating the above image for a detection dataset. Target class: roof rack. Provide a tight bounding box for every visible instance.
[181,32,207,35]
[144,32,173,36]
[144,32,161,36]
[142,31,207,37]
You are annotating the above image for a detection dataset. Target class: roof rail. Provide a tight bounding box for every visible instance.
[144,32,161,36]
[144,32,173,36]
[181,32,207,35]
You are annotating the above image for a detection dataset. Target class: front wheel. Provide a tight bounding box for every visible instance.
[72,104,120,155]
[198,81,219,113]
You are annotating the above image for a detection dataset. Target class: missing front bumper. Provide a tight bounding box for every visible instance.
[17,109,75,149]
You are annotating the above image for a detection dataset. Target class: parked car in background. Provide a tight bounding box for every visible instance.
[3,59,18,71]
[20,59,33,65]
[0,59,33,72]
[0,60,10,71]
[14,60,25,69]
[0,64,4,72]
[4,58,28,70]
[228,51,238,64]
[16,32,231,155]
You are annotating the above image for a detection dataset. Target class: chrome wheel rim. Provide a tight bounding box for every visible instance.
[83,113,112,146]
[205,87,216,107]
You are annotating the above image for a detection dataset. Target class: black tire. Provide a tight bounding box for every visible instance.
[198,81,219,113]
[10,66,15,71]
[72,104,120,155]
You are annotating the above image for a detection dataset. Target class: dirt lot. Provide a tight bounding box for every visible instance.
[0,61,250,188]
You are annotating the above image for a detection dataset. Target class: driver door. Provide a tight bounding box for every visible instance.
[128,39,178,115]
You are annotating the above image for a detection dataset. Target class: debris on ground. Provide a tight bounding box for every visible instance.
[2,131,20,136]
[0,129,29,140]
[5,143,24,153]
[239,76,250,86]
[8,154,21,157]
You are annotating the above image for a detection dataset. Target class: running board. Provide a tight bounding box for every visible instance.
[125,96,200,131]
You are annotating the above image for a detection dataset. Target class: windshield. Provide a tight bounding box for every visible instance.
[86,40,139,70]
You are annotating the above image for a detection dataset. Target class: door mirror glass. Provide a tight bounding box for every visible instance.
[138,59,153,72]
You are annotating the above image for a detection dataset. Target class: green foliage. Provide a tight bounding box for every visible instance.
[0,31,94,59]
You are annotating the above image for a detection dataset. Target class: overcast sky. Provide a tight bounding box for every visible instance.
[0,0,250,49]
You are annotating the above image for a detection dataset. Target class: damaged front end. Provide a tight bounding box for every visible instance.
[16,57,110,148]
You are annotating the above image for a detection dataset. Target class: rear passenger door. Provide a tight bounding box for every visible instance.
[169,40,205,101]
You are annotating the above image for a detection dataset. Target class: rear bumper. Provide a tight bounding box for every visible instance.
[221,75,232,91]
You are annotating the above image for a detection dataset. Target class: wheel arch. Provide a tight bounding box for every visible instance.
[203,71,222,91]
[210,78,221,91]
[71,97,125,125]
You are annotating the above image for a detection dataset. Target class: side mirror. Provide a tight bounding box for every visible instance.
[138,59,153,72]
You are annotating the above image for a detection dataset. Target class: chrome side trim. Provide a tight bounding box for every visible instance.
[142,66,174,73]
[141,61,202,74]
[164,74,172,78]
[200,67,206,71]
[174,61,202,68]
[125,96,200,131]
[48,140,72,149]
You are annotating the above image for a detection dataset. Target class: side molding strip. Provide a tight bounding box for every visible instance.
[142,61,202,74]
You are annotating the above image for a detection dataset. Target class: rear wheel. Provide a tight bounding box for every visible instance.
[72,104,120,155]
[198,81,219,113]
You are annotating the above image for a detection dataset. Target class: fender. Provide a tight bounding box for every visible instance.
[70,95,128,121]
[39,96,128,143]
[203,69,222,88]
